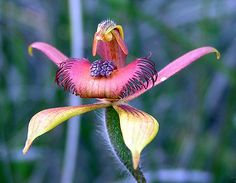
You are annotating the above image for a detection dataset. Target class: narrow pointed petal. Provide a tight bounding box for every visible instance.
[113,104,159,169]
[92,34,98,57]
[111,29,128,55]
[125,47,220,101]
[29,42,68,66]
[56,58,157,99]
[23,102,110,154]
[155,47,220,85]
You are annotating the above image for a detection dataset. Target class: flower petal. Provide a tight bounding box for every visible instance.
[113,104,159,169]
[125,47,220,101]
[23,102,110,154]
[156,47,220,84]
[56,58,157,99]
[92,20,128,68]
[29,42,68,66]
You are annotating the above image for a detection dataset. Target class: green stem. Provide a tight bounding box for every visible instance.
[105,107,146,183]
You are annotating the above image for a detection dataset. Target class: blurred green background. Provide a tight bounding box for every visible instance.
[0,0,236,182]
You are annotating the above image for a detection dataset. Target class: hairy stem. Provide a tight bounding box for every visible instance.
[105,107,146,183]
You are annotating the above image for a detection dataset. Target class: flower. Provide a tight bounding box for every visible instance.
[23,20,219,170]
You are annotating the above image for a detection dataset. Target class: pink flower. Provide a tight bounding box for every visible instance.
[23,20,219,169]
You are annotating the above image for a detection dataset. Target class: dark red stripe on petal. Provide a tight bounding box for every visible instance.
[118,104,141,116]
[56,61,77,95]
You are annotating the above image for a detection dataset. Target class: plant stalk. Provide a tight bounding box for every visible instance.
[61,0,83,182]
[105,107,146,183]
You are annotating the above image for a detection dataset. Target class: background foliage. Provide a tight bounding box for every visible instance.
[0,0,236,182]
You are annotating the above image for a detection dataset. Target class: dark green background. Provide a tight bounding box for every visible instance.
[0,0,235,182]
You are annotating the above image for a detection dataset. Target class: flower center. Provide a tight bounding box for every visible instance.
[90,60,117,77]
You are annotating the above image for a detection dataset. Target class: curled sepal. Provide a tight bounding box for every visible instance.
[28,42,68,67]
[23,102,110,154]
[56,58,157,99]
[125,47,220,101]
[155,47,220,85]
[113,104,159,169]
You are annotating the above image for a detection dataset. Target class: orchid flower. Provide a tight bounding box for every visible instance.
[23,20,219,180]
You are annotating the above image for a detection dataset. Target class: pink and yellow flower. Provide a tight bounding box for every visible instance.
[23,20,219,169]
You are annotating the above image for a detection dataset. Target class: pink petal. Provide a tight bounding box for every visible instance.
[29,42,68,66]
[55,58,157,99]
[125,47,220,101]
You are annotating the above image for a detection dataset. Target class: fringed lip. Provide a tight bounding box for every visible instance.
[27,41,158,101]
[55,57,157,99]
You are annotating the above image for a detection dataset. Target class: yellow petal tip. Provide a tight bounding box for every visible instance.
[22,139,32,155]
[22,148,27,155]
[132,151,140,170]
[28,45,33,56]
[213,48,220,60]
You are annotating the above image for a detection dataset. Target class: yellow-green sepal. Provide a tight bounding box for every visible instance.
[113,104,159,169]
[23,102,110,154]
